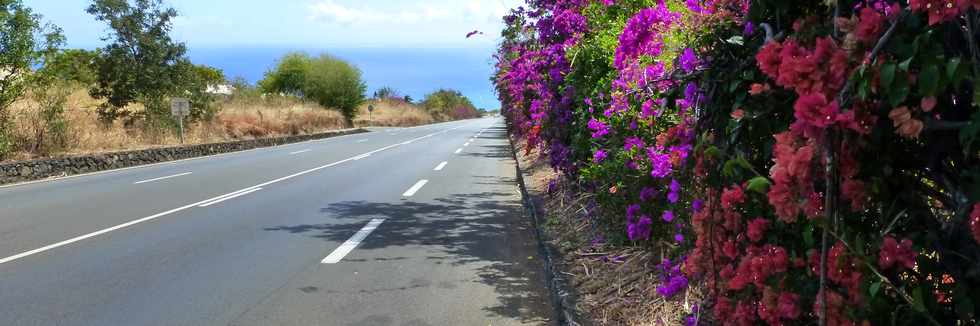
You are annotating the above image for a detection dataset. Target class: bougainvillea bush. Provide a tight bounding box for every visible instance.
[494,0,980,324]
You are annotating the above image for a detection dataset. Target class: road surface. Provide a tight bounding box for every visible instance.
[0,117,554,325]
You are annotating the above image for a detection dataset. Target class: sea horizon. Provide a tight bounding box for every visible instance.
[186,46,501,110]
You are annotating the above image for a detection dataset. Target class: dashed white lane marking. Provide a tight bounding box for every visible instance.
[356,139,369,143]
[321,218,386,264]
[133,172,192,185]
[434,162,448,171]
[289,149,312,155]
[464,143,470,147]
[198,187,263,207]
[402,180,429,197]
[455,148,463,154]
[0,122,475,266]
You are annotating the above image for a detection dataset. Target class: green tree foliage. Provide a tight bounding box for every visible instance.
[184,64,225,121]
[258,52,310,97]
[0,0,63,158]
[86,0,191,126]
[38,49,100,86]
[420,89,479,120]
[259,52,366,125]
[304,54,366,125]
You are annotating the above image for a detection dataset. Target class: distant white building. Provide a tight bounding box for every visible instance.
[206,84,235,96]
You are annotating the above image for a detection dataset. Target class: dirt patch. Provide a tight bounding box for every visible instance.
[512,137,699,326]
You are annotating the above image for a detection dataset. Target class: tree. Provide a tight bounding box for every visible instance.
[421,89,478,120]
[38,49,100,86]
[86,0,191,126]
[373,86,399,100]
[302,54,366,125]
[258,52,310,97]
[183,64,225,121]
[0,0,63,157]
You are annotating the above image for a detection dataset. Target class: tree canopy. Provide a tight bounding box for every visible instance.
[86,0,191,124]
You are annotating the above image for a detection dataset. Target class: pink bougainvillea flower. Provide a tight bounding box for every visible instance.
[969,203,980,244]
[731,109,745,121]
[921,96,938,112]
[879,236,917,270]
[747,218,770,242]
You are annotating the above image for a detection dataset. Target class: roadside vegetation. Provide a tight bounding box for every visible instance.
[497,0,980,325]
[0,0,483,162]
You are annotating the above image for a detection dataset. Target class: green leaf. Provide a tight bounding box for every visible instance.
[746,177,771,194]
[869,281,882,299]
[889,72,910,107]
[803,224,815,248]
[947,57,961,79]
[899,57,913,71]
[954,285,976,320]
[960,111,980,153]
[918,64,940,96]
[703,146,721,159]
[880,63,896,90]
[912,286,928,313]
[722,159,739,178]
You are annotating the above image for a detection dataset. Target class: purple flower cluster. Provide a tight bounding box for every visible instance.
[593,149,608,163]
[655,258,689,298]
[679,48,700,73]
[647,147,673,178]
[613,2,679,70]
[588,118,610,138]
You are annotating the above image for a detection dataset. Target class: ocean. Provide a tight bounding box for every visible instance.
[186,47,500,110]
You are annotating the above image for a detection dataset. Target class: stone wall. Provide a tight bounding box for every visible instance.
[0,128,368,185]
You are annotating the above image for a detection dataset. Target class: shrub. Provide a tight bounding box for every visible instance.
[421,89,479,120]
[495,0,980,325]
[259,52,367,125]
[19,80,71,154]
[0,0,62,159]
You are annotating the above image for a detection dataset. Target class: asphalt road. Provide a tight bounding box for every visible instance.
[0,117,554,326]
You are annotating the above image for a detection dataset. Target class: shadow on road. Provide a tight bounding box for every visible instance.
[264,124,554,325]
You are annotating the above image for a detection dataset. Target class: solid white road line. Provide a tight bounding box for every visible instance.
[352,153,371,160]
[434,161,448,171]
[455,148,463,154]
[133,172,192,185]
[0,123,475,266]
[198,188,263,207]
[289,149,312,155]
[321,218,385,264]
[402,180,429,197]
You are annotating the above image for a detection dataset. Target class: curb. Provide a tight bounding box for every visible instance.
[0,128,369,186]
[507,133,584,326]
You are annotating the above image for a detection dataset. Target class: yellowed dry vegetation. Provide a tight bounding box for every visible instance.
[6,87,440,162]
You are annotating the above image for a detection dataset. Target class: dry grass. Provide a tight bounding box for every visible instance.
[354,98,437,127]
[516,138,700,326]
[4,87,439,162]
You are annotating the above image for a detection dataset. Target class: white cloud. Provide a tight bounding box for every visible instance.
[309,0,520,26]
[303,0,524,47]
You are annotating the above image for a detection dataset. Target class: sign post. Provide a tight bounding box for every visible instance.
[171,98,190,144]
[368,104,374,120]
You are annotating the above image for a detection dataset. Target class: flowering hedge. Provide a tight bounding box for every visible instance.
[494,0,980,325]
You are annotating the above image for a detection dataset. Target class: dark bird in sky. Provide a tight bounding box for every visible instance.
[466,30,484,38]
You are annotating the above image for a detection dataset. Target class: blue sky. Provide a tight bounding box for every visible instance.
[23,0,523,109]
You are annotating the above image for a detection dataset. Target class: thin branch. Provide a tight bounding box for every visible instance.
[826,230,943,326]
